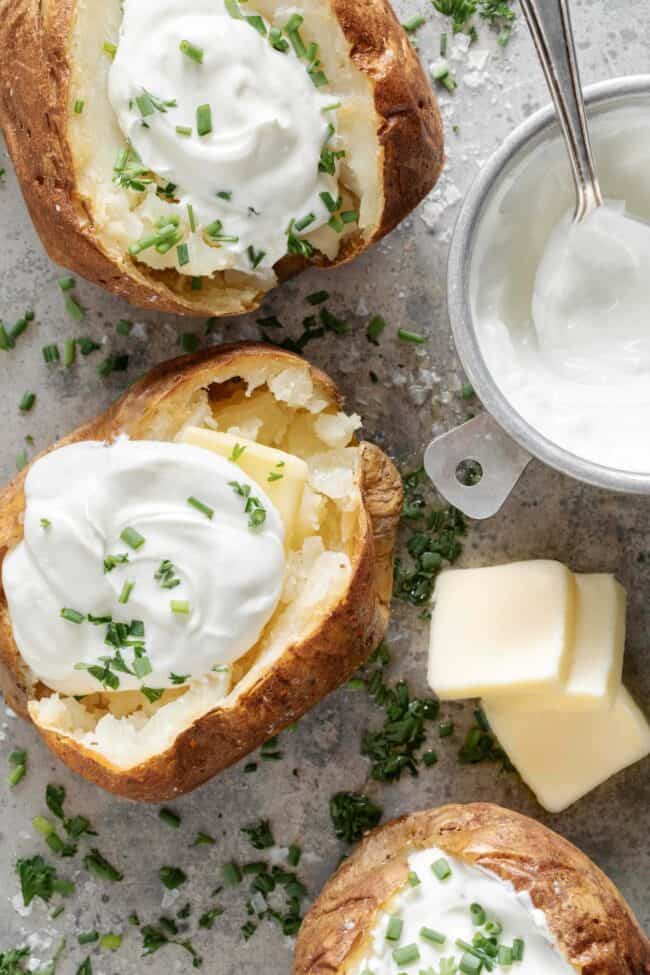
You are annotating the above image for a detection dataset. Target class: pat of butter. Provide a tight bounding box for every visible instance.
[428,561,576,700]
[178,427,308,542]
[483,686,650,812]
[499,574,626,712]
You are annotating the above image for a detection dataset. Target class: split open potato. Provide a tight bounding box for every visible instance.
[0,0,443,317]
[294,803,650,975]
[0,345,402,800]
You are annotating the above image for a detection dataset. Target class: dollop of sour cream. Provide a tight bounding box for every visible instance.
[108,0,341,275]
[352,847,573,975]
[2,440,285,696]
[532,202,650,383]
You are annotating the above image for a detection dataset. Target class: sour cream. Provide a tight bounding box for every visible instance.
[2,440,285,695]
[351,847,573,975]
[108,0,341,275]
[472,99,650,472]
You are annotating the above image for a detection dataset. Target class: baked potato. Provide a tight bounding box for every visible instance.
[0,344,402,800]
[0,0,443,318]
[294,803,650,975]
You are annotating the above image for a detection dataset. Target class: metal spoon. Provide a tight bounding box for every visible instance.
[519,0,602,221]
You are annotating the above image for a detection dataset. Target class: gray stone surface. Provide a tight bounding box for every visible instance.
[0,1,648,970]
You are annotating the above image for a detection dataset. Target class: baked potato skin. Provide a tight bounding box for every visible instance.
[0,343,403,800]
[294,803,650,975]
[0,0,442,317]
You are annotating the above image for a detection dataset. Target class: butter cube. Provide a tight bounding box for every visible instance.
[428,561,575,700]
[483,686,650,812]
[500,574,626,712]
[178,427,308,542]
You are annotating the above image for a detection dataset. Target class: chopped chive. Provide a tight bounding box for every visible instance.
[485,921,502,936]
[269,27,289,51]
[287,844,301,867]
[120,526,145,550]
[19,392,36,412]
[440,32,448,56]
[309,68,328,87]
[115,319,132,336]
[77,336,101,355]
[432,857,451,881]
[319,191,340,213]
[159,865,187,889]
[229,443,246,462]
[180,39,204,63]
[60,608,85,624]
[366,314,386,344]
[177,243,190,267]
[459,953,482,975]
[16,450,28,472]
[386,916,403,942]
[40,518,51,529]
[328,213,344,233]
[8,764,26,786]
[512,940,524,961]
[439,720,454,738]
[308,290,331,305]
[498,946,513,966]
[118,580,135,605]
[103,41,117,58]
[196,103,212,136]
[398,328,426,344]
[222,862,242,885]
[58,276,75,291]
[267,471,283,482]
[64,295,84,320]
[420,927,446,945]
[171,600,190,615]
[247,245,266,269]
[225,0,242,17]
[176,125,192,136]
[63,338,76,368]
[187,496,214,519]
[0,324,11,350]
[78,932,99,945]
[422,749,438,766]
[246,14,267,35]
[83,848,123,882]
[74,99,85,114]
[407,870,421,886]
[216,190,232,200]
[42,343,60,364]
[294,212,316,232]
[141,686,164,703]
[99,933,122,951]
[187,204,196,233]
[191,832,215,846]
[470,903,486,925]
[392,944,420,966]
[403,14,426,31]
[159,808,181,828]
[341,209,358,224]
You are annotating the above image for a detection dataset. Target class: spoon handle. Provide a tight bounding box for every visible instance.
[519,0,602,220]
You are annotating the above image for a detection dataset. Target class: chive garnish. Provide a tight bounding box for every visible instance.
[403,14,426,31]
[196,103,212,136]
[177,243,190,267]
[155,560,181,589]
[141,686,165,703]
[386,916,403,942]
[159,808,181,828]
[170,600,190,615]
[512,939,524,961]
[470,902,486,925]
[229,443,246,462]
[392,944,420,966]
[216,190,232,200]
[118,581,135,605]
[78,932,99,945]
[169,672,189,685]
[187,496,214,519]
[420,927,446,945]
[58,276,75,291]
[19,392,35,412]
[99,933,122,951]
[42,344,60,364]
[287,845,301,867]
[246,14,267,35]
[180,39,204,63]
[176,125,192,137]
[398,328,426,344]
[77,336,101,355]
[225,0,242,17]
[103,41,117,58]
[498,946,513,966]
[294,212,316,232]
[432,857,451,880]
[459,953,482,975]
[74,99,85,114]
[61,608,85,624]
[269,27,289,51]
[247,245,266,269]
[267,471,283,482]
[83,848,123,882]
[367,314,386,344]
[186,204,196,233]
[104,553,129,572]
[40,518,51,529]
[341,210,358,224]
[115,319,132,336]
[191,832,215,846]
[120,526,145,550]
[63,338,76,368]
[328,213,344,233]
[319,191,340,213]
[222,862,242,885]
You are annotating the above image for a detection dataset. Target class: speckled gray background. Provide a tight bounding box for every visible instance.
[0,1,648,971]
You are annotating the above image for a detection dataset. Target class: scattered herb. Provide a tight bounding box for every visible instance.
[16,856,74,906]
[83,849,123,882]
[329,792,382,843]
[241,820,274,850]
[159,808,181,829]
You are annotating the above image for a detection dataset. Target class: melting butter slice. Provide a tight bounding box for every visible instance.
[179,427,308,541]
[483,686,650,812]
[498,573,626,712]
[428,560,576,700]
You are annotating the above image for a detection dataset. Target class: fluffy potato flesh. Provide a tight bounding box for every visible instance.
[294,804,650,975]
[0,346,401,798]
[68,0,378,309]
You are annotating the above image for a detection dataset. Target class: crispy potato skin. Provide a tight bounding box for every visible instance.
[0,0,443,317]
[294,803,650,975]
[0,344,403,800]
